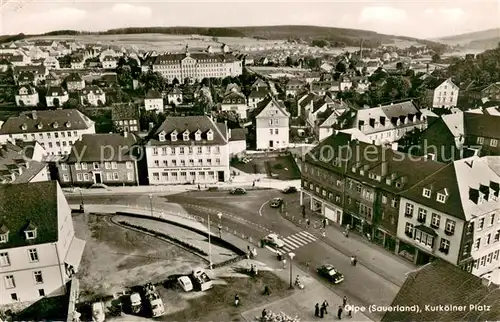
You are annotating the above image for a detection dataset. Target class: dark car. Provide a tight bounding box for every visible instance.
[229,188,247,195]
[270,197,283,208]
[317,264,345,284]
[282,186,297,194]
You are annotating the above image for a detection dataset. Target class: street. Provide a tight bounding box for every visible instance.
[67,188,408,320]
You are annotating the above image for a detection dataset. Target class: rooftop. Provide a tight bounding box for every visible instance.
[67,133,138,163]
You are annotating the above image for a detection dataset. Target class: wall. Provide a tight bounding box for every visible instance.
[29,165,50,183]
[60,161,138,186]
[229,140,246,157]
[470,210,500,277]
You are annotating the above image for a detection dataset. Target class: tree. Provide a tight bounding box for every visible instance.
[216,110,240,125]
[286,56,294,67]
[172,78,180,86]
[431,53,441,63]
[383,76,411,101]
[396,62,404,70]
[62,98,79,109]
[335,61,347,73]
[139,71,165,92]
[117,66,133,88]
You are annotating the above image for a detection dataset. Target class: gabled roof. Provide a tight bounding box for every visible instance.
[147,115,228,146]
[0,142,47,184]
[0,181,59,250]
[18,71,34,82]
[18,85,37,95]
[225,83,241,94]
[248,88,269,98]
[222,91,246,104]
[46,86,67,97]
[441,112,465,138]
[464,111,500,139]
[145,89,162,99]
[67,133,138,162]
[381,260,500,322]
[251,95,289,119]
[299,93,316,109]
[168,87,182,95]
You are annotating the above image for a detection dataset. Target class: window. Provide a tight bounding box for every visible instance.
[422,188,431,198]
[495,230,500,242]
[490,214,495,226]
[487,253,493,263]
[356,184,362,193]
[275,129,279,135]
[111,162,117,169]
[5,275,15,289]
[486,234,491,245]
[153,148,158,156]
[62,174,69,182]
[439,238,450,252]
[105,162,111,169]
[490,139,498,147]
[126,161,133,169]
[93,162,100,169]
[478,218,485,230]
[197,146,202,154]
[11,293,17,301]
[405,222,414,237]
[414,230,434,248]
[179,147,185,155]
[381,195,387,204]
[81,162,87,170]
[494,250,499,261]
[216,158,220,165]
[77,173,83,181]
[474,238,481,250]
[0,252,10,266]
[33,271,43,284]
[61,163,68,171]
[405,203,414,217]
[188,147,193,154]
[25,229,36,240]
[180,160,186,166]
[445,219,456,235]
[269,129,273,135]
[437,193,446,203]
[391,198,398,208]
[477,137,484,144]
[207,159,212,165]
[480,256,486,266]
[28,248,39,262]
[113,172,119,180]
[39,289,45,297]
[418,208,427,223]
[215,146,220,154]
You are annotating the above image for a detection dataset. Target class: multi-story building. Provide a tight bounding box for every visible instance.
[102,56,117,69]
[285,79,305,98]
[250,95,289,150]
[43,56,60,70]
[144,115,230,184]
[15,86,39,107]
[0,181,85,304]
[79,86,106,106]
[481,82,500,101]
[70,56,84,69]
[398,156,500,279]
[58,133,139,186]
[0,141,50,184]
[45,72,61,87]
[0,109,96,157]
[430,78,459,108]
[167,87,183,106]
[13,65,47,85]
[301,132,447,252]
[111,104,140,132]
[66,73,85,92]
[45,86,69,107]
[144,90,164,112]
[220,91,248,120]
[152,46,242,84]
[247,88,269,109]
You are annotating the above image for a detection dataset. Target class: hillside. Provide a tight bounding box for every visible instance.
[436,28,500,50]
[2,25,439,48]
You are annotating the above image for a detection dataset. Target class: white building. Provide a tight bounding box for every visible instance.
[70,57,84,70]
[431,78,459,109]
[167,87,183,105]
[43,56,60,70]
[0,109,96,157]
[152,46,242,84]
[15,86,39,107]
[102,56,118,69]
[144,115,230,185]
[45,86,69,107]
[144,90,164,112]
[247,88,269,109]
[0,181,85,304]
[251,95,290,150]
[220,91,248,120]
[79,86,106,106]
[397,156,500,278]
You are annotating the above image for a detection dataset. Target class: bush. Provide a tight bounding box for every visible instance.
[118,221,209,256]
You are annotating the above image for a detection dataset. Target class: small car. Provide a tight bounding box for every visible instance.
[282,186,298,194]
[317,264,345,284]
[261,233,285,248]
[130,292,142,314]
[270,197,284,208]
[241,157,252,164]
[92,302,105,322]
[177,276,194,292]
[230,187,247,195]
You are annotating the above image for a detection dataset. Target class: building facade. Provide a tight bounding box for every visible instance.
[220,91,248,120]
[79,86,106,106]
[0,109,96,157]
[252,96,290,150]
[45,87,69,107]
[15,86,39,107]
[0,181,85,304]
[144,90,164,112]
[144,116,230,185]
[432,78,459,108]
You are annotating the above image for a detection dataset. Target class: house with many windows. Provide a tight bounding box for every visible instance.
[429,78,459,109]
[220,91,248,120]
[111,104,140,132]
[144,115,230,185]
[144,90,164,112]
[0,181,85,304]
[57,133,139,186]
[0,109,95,157]
[15,86,39,107]
[398,156,500,280]
[79,86,106,107]
[250,95,289,150]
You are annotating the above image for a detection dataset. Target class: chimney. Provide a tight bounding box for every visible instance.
[381,161,388,177]
[32,110,37,120]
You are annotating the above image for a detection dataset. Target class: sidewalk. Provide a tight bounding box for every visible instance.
[283,207,415,286]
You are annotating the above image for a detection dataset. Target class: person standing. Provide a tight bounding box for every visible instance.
[322,300,329,314]
[337,305,343,320]
[343,296,348,307]
[322,218,327,229]
[320,305,325,318]
[315,303,320,317]
[282,258,287,269]
[301,205,306,218]
[347,305,352,318]
[306,218,310,228]
[353,256,357,267]
[262,308,267,318]
[234,294,240,306]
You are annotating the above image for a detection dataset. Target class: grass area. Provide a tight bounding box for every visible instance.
[265,155,301,180]
[12,295,69,321]
[232,159,267,175]
[162,271,292,322]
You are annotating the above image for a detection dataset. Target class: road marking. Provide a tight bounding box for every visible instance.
[297,231,317,242]
[282,237,302,249]
[285,235,308,246]
[265,245,279,253]
[258,200,270,216]
[301,231,317,239]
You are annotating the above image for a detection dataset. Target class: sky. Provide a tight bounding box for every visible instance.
[0,0,499,39]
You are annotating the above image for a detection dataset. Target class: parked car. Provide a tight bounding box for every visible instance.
[282,186,297,194]
[261,233,285,248]
[143,283,165,317]
[178,276,193,292]
[270,197,284,208]
[317,264,345,284]
[230,187,247,195]
[130,293,142,314]
[92,302,105,322]
[241,157,252,164]
[191,268,213,291]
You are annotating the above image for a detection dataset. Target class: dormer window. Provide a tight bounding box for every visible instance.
[65,121,71,128]
[183,131,190,141]
[207,129,213,140]
[21,123,27,131]
[53,122,58,129]
[171,131,178,142]
[25,222,37,240]
[0,225,9,243]
[437,193,446,203]
[158,133,165,142]
[422,188,431,198]
[37,123,43,129]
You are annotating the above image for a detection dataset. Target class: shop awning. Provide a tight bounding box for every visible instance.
[64,237,86,271]
[415,225,438,237]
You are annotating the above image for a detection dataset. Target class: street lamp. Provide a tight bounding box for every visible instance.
[79,188,84,212]
[148,194,153,217]
[217,212,222,238]
[288,252,295,289]
[208,212,223,271]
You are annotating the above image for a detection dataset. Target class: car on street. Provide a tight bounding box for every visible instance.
[230,187,247,195]
[270,197,284,208]
[317,264,345,284]
[282,186,297,194]
[130,293,142,314]
[177,276,193,292]
[261,233,285,248]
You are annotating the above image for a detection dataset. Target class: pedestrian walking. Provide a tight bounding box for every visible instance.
[325,218,329,226]
[234,294,240,306]
[282,258,287,269]
[197,184,201,190]
[263,285,271,295]
[337,305,343,320]
[306,218,310,228]
[353,256,357,267]
[322,300,329,314]
[252,180,256,187]
[343,296,347,307]
[314,303,320,317]
[347,305,352,318]
[301,205,306,218]
[320,305,325,318]
[262,308,267,318]
[322,218,326,229]
[350,255,355,266]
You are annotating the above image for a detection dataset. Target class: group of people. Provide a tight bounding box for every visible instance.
[314,301,329,318]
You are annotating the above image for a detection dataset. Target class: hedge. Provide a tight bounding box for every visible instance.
[118,221,209,256]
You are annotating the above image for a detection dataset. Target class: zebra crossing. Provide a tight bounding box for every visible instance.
[276,231,318,255]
